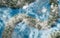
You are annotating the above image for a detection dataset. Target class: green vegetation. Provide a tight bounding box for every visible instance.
[0,0,35,8]
[2,26,14,38]
[50,0,58,6]
[48,0,59,27]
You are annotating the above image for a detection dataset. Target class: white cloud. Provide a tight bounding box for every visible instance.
[41,7,47,13]
[23,3,29,9]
